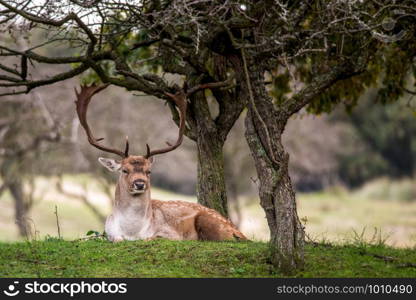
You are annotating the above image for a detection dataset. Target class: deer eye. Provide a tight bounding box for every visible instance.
[146,171,151,176]
[122,169,129,174]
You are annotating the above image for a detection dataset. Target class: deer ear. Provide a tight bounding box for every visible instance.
[98,157,121,172]
[148,156,155,164]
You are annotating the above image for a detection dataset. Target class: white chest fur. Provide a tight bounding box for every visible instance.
[105,204,154,241]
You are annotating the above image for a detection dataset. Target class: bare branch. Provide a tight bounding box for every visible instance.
[56,176,106,223]
[285,58,368,116]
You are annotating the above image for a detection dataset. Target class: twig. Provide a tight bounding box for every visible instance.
[73,234,106,242]
[359,250,416,268]
[186,76,235,95]
[54,205,61,239]
[403,87,416,95]
[396,263,416,269]
[241,47,279,167]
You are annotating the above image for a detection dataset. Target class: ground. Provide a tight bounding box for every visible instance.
[0,239,415,277]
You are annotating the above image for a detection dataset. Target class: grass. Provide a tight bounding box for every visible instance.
[1,175,416,277]
[239,183,416,247]
[0,239,415,278]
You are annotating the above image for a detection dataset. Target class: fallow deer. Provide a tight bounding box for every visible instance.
[74,84,246,242]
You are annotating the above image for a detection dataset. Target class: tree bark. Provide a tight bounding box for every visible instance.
[8,180,30,238]
[196,131,228,217]
[186,62,245,217]
[242,65,305,274]
[245,112,304,273]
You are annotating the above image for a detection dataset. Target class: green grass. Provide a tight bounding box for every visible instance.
[1,175,416,277]
[0,239,415,277]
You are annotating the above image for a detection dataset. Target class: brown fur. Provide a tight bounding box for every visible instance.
[151,200,247,241]
[103,155,247,242]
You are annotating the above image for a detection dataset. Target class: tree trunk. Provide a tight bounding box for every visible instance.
[243,65,305,274]
[186,63,246,218]
[196,123,228,217]
[8,181,30,238]
[227,178,242,228]
[245,113,304,273]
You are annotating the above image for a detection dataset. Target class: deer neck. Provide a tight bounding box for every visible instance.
[114,178,153,220]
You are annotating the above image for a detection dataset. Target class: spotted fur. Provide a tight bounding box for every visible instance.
[102,155,246,242]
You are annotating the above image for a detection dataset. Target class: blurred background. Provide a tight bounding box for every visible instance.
[1,31,416,247]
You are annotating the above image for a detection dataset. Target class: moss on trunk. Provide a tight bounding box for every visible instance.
[243,65,305,274]
[196,130,228,217]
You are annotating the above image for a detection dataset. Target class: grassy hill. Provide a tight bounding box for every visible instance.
[1,175,415,277]
[0,239,415,277]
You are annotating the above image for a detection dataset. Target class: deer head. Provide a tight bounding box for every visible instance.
[74,84,187,196]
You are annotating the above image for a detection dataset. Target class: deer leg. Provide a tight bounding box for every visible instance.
[195,213,243,241]
[105,214,124,242]
[108,236,124,243]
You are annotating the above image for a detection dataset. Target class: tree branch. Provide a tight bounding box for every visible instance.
[55,177,106,223]
[284,58,368,116]
[0,0,97,54]
[0,63,90,93]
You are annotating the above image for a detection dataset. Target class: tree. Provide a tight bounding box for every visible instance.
[238,1,415,272]
[1,0,415,274]
[0,0,245,217]
[0,91,60,237]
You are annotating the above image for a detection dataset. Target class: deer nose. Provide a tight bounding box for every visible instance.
[133,180,145,190]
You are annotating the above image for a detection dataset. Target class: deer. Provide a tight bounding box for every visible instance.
[74,84,246,242]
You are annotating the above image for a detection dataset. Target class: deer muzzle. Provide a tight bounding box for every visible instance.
[130,179,147,194]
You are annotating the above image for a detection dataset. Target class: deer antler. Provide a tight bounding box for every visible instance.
[145,90,187,158]
[75,80,224,159]
[144,78,232,158]
[74,84,129,158]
